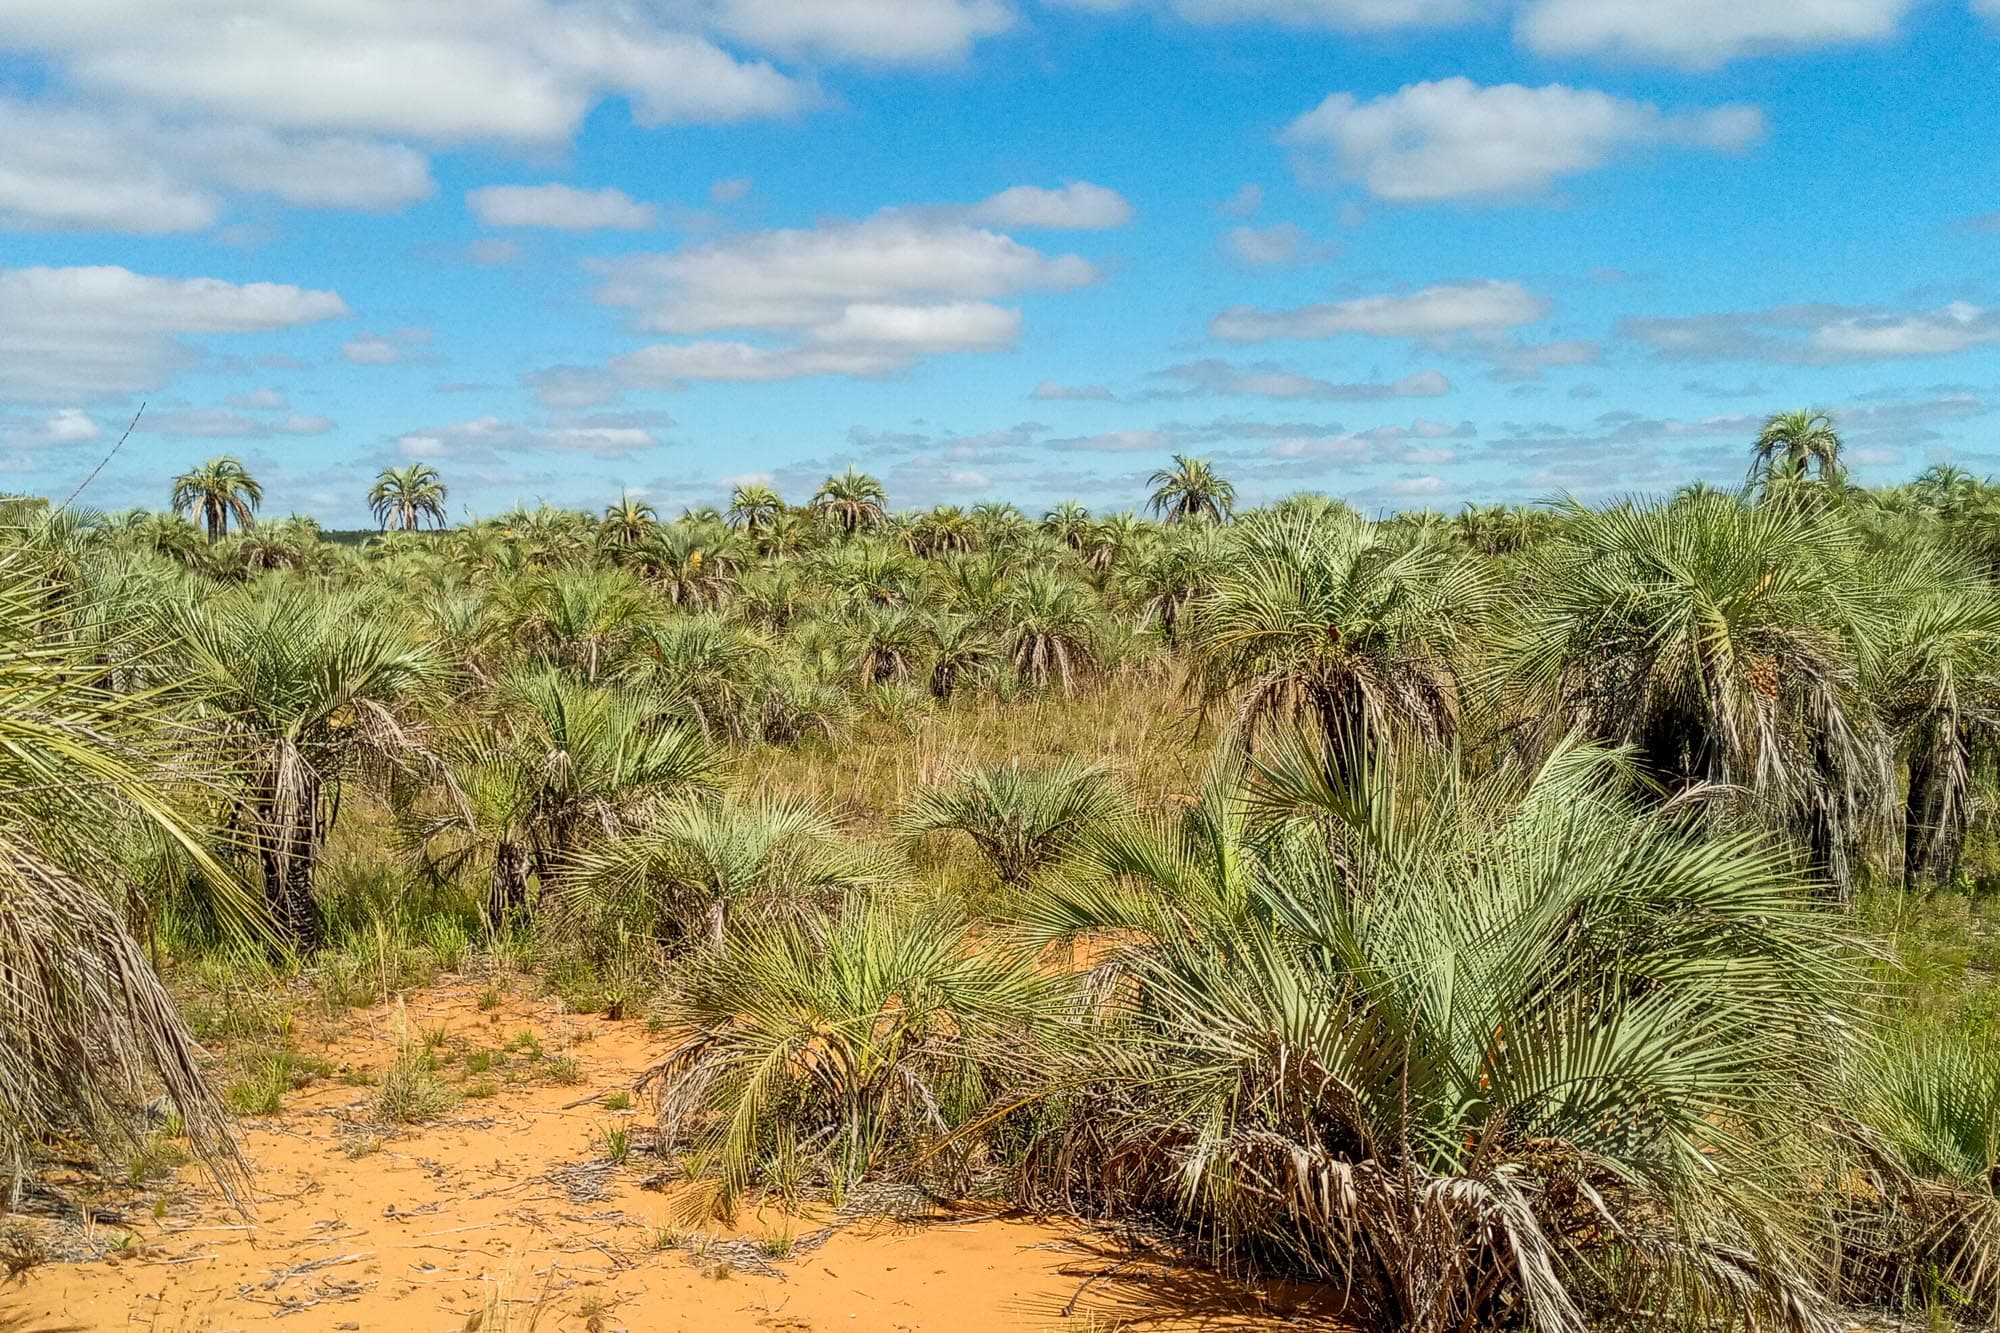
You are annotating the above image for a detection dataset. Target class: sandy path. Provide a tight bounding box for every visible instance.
[0,984,1350,1333]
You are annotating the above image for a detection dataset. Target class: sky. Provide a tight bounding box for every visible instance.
[1,0,1996,525]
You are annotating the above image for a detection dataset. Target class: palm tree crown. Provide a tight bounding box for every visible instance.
[1147,454,1235,524]
[368,463,449,532]
[170,456,262,543]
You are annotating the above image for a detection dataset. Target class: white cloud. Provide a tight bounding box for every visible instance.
[395,414,662,461]
[0,98,433,233]
[709,178,753,205]
[0,264,347,400]
[1220,183,1263,217]
[1151,360,1451,401]
[1043,428,1177,453]
[1282,79,1763,203]
[562,211,1098,391]
[0,1,807,145]
[1623,301,2000,364]
[1387,474,1447,495]
[1225,221,1312,265]
[965,182,1133,230]
[0,409,103,449]
[1031,381,1115,400]
[343,328,434,366]
[138,408,333,437]
[468,183,657,231]
[1171,0,1482,30]
[225,388,289,410]
[1213,279,1548,342]
[1518,0,1915,67]
[709,0,1014,62]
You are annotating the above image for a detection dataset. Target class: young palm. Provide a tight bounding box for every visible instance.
[897,759,1128,885]
[630,615,772,744]
[926,613,993,701]
[849,603,926,686]
[167,584,440,947]
[1034,737,1849,1333]
[1042,500,1094,552]
[562,793,888,946]
[1005,568,1099,694]
[368,463,449,532]
[644,896,1052,1219]
[904,505,980,557]
[1121,526,1224,644]
[1147,453,1235,525]
[810,467,889,536]
[500,567,653,682]
[1751,409,1844,489]
[170,455,262,543]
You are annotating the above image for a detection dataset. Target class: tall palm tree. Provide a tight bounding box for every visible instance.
[810,467,888,536]
[1147,454,1235,525]
[170,456,262,543]
[168,584,440,948]
[600,491,659,552]
[368,463,449,532]
[1751,409,1843,488]
[725,483,786,534]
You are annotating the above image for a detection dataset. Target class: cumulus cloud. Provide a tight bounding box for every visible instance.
[1169,0,1483,30]
[225,388,289,410]
[964,182,1133,230]
[0,409,104,450]
[468,183,657,231]
[543,211,1097,394]
[1149,359,1451,401]
[395,414,665,462]
[0,264,347,400]
[1031,381,1115,401]
[1212,279,1548,342]
[709,178,753,205]
[1282,79,1763,203]
[1224,222,1313,265]
[0,98,433,233]
[1517,0,1916,68]
[137,408,333,438]
[1622,301,2000,364]
[1043,428,1178,453]
[708,0,1014,63]
[343,328,435,366]
[0,1,806,146]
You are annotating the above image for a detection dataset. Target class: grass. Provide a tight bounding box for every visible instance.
[600,1124,631,1164]
[375,1043,457,1124]
[601,1090,632,1112]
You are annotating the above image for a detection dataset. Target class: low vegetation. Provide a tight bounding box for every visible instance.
[5,422,2000,1329]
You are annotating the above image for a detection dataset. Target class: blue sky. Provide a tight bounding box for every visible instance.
[1,0,1996,524]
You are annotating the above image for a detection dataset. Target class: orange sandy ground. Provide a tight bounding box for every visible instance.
[0,983,1353,1333]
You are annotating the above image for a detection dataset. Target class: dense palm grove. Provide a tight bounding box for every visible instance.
[5,421,2000,1331]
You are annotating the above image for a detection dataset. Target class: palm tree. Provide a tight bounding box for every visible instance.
[725,483,786,534]
[500,568,652,682]
[562,793,887,946]
[1120,527,1224,643]
[168,584,440,947]
[1004,568,1099,693]
[1031,737,1848,1333]
[403,671,718,924]
[810,467,888,536]
[600,491,659,551]
[1042,500,1093,552]
[897,759,1127,885]
[926,614,993,701]
[849,603,926,686]
[368,464,449,532]
[903,505,979,558]
[1751,409,1843,488]
[645,896,1051,1218]
[1183,508,1488,762]
[170,456,262,543]
[1506,489,1886,896]
[0,551,251,1200]
[1147,454,1235,525]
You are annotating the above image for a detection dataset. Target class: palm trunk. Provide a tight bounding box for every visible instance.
[253,754,322,951]
[488,838,531,927]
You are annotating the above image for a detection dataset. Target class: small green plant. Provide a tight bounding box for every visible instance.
[601,1090,632,1112]
[343,1134,384,1159]
[374,1046,457,1124]
[465,1049,497,1074]
[545,1055,583,1086]
[600,1123,631,1164]
[224,1056,292,1116]
[465,1078,499,1099]
[478,986,504,1012]
[125,1129,190,1184]
[506,1028,543,1058]
[759,1223,795,1260]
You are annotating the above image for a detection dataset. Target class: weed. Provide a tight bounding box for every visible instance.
[478,986,505,1012]
[600,1124,631,1164]
[545,1055,583,1086]
[465,1049,497,1074]
[465,1078,499,1099]
[375,1046,457,1124]
[601,1090,632,1112]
